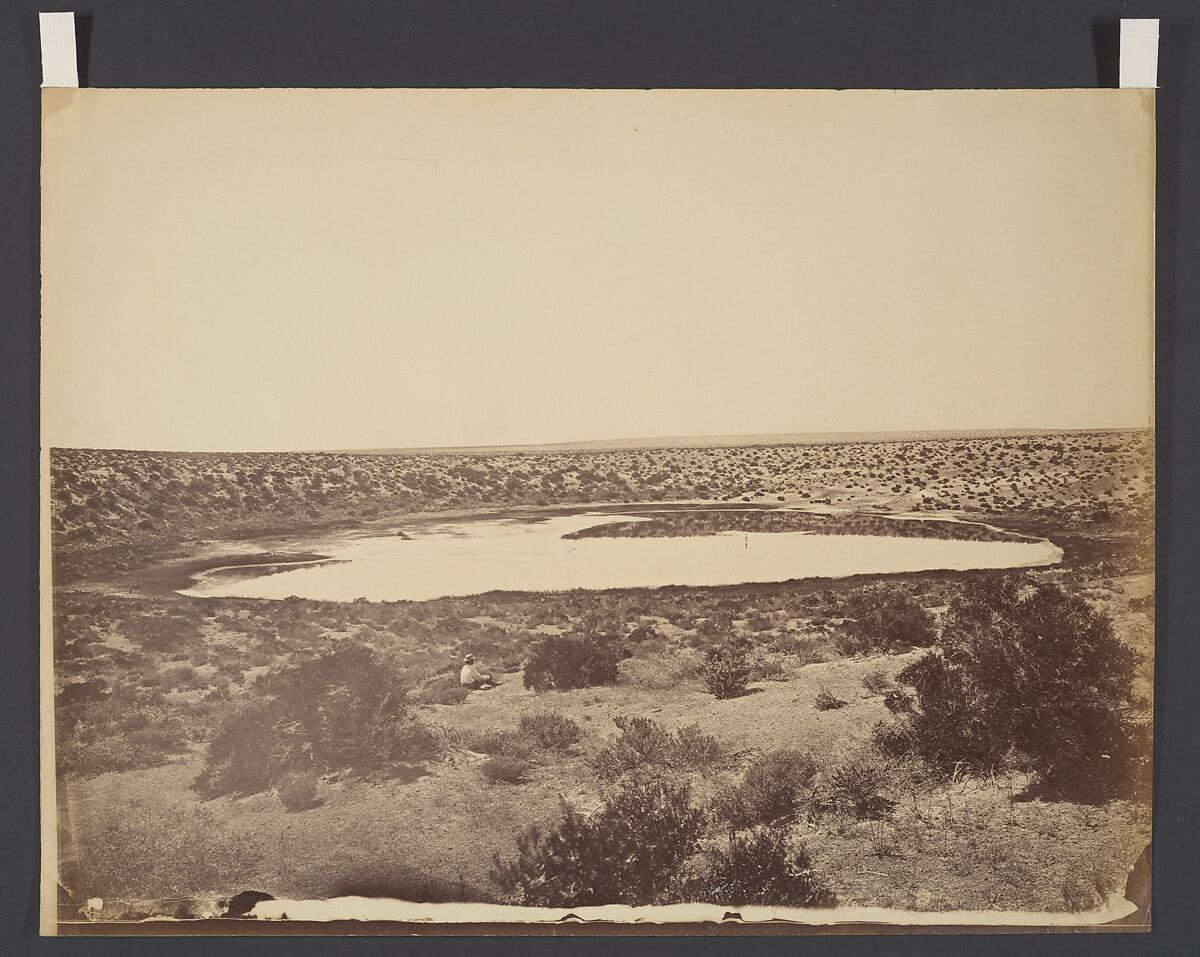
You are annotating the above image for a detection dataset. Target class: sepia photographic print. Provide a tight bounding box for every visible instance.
[41,88,1154,933]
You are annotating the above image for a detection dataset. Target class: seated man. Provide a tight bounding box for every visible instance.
[459,653,500,689]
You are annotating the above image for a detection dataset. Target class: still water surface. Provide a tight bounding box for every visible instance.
[181,512,1062,603]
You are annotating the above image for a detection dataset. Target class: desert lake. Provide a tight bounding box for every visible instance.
[180,511,1062,602]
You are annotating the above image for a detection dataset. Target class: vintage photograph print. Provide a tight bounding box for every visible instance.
[41,88,1154,932]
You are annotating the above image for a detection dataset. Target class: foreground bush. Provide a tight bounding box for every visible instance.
[195,641,440,797]
[696,827,836,908]
[700,639,753,699]
[712,749,818,830]
[491,780,707,906]
[192,699,280,796]
[878,578,1147,800]
[589,715,722,780]
[523,633,621,691]
[838,586,936,655]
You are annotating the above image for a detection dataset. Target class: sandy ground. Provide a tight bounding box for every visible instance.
[59,646,1150,916]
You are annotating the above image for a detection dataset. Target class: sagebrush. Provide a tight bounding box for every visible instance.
[696,827,836,907]
[700,639,753,699]
[838,585,936,655]
[523,634,621,691]
[712,749,818,830]
[876,578,1148,800]
[588,715,722,780]
[492,780,707,906]
[194,641,440,797]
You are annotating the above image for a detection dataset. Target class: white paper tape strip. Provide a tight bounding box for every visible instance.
[1119,19,1160,89]
[39,12,79,88]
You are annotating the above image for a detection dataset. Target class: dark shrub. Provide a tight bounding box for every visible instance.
[276,769,320,811]
[838,586,936,655]
[259,640,436,769]
[700,640,753,699]
[697,827,836,907]
[193,699,279,796]
[482,755,531,784]
[523,633,621,691]
[589,716,722,780]
[517,712,582,752]
[826,760,895,820]
[712,749,817,830]
[889,577,1146,800]
[491,780,707,906]
[195,640,438,797]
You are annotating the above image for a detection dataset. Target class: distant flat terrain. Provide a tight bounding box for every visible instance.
[344,427,1113,455]
[50,430,1153,558]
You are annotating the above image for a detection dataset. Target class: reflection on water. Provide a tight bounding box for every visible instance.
[181,511,1062,603]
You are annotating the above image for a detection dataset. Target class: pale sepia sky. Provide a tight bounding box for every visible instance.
[41,88,1154,452]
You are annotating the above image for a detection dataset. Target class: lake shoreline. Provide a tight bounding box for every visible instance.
[57,499,1122,603]
[175,507,1061,604]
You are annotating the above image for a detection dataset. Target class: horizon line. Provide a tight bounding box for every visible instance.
[49,425,1152,457]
